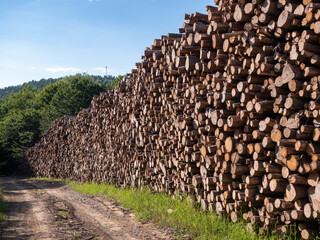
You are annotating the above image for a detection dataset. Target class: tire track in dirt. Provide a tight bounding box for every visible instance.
[0,178,174,240]
[0,177,55,240]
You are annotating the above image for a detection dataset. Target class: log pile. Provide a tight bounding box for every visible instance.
[23,0,320,238]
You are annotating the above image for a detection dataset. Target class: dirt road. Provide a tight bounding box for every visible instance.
[0,178,174,240]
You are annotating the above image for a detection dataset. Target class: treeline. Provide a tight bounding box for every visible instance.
[0,74,122,173]
[0,75,116,99]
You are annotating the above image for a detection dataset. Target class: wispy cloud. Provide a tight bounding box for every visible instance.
[88,0,101,2]
[94,67,106,72]
[46,67,81,73]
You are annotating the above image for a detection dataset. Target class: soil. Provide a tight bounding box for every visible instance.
[0,177,175,240]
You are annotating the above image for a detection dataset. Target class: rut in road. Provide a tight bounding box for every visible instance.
[0,178,174,240]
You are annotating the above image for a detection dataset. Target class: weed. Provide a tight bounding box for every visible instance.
[58,210,68,219]
[74,232,82,239]
[0,186,7,222]
[34,177,70,184]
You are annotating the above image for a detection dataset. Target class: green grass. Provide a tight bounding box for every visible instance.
[70,182,284,240]
[0,186,7,222]
[37,178,291,240]
[31,177,70,184]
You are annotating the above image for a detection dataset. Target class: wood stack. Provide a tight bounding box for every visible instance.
[23,0,320,238]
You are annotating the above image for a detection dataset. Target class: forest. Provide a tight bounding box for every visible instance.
[0,74,122,173]
[0,75,116,99]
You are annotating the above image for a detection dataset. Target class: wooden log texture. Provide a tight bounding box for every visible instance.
[21,1,320,238]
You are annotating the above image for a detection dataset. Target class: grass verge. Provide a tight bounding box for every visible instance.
[37,178,290,240]
[0,186,7,222]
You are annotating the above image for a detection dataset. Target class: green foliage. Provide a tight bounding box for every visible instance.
[0,75,116,99]
[39,75,105,133]
[68,181,284,240]
[0,187,7,222]
[0,86,41,170]
[108,75,124,88]
[0,78,59,100]
[0,73,116,173]
[0,85,41,118]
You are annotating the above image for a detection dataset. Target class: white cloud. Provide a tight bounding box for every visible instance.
[94,67,106,72]
[29,66,36,70]
[46,67,81,73]
[88,0,100,2]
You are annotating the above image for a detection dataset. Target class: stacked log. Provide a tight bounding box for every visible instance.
[22,0,320,238]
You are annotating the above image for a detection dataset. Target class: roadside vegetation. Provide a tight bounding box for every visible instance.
[0,187,7,222]
[37,178,292,240]
[0,74,123,174]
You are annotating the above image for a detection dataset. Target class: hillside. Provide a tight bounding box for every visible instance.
[0,75,116,99]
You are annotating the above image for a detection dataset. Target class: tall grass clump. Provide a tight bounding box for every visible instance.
[70,181,288,240]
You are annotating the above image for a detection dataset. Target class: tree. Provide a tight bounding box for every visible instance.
[0,86,41,173]
[40,74,105,132]
[0,74,108,173]
[107,75,124,88]
[0,75,116,99]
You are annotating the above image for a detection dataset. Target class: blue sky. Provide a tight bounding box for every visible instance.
[0,0,212,88]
